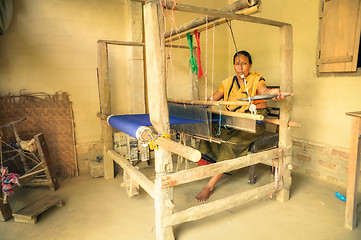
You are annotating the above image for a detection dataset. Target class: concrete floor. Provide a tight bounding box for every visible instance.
[1,163,361,240]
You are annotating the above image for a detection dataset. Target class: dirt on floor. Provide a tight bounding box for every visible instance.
[1,163,361,240]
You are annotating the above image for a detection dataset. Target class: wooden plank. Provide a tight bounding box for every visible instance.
[13,195,63,224]
[161,148,283,188]
[97,41,114,180]
[317,0,361,72]
[108,150,155,199]
[345,116,361,230]
[163,177,292,227]
[277,24,293,202]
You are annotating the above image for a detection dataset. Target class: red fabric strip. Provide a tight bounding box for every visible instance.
[194,30,203,79]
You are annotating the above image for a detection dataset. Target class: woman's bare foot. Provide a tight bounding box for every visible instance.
[195,186,214,202]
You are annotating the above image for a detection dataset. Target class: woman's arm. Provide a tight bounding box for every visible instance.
[208,88,224,101]
[257,81,286,101]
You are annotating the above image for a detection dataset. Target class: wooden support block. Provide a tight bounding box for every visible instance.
[0,200,12,221]
[13,195,63,224]
[123,169,140,197]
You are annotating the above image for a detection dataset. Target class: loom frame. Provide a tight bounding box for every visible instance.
[98,1,293,239]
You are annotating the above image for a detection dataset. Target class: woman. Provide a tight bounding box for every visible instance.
[195,50,285,202]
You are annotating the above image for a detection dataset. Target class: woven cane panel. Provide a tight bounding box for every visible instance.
[0,92,77,177]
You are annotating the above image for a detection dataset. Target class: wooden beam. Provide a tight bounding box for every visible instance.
[108,150,155,199]
[167,98,249,106]
[163,177,292,227]
[97,40,145,47]
[97,41,114,180]
[277,24,293,202]
[163,2,288,28]
[212,109,264,121]
[144,1,174,239]
[163,0,258,39]
[161,148,284,188]
[165,5,259,43]
[140,130,201,163]
[345,114,361,230]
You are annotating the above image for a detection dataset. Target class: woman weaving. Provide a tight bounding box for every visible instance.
[195,50,286,202]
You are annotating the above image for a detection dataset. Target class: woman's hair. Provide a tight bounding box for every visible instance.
[233,50,252,65]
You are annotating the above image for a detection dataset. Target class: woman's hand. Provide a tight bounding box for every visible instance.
[268,88,293,101]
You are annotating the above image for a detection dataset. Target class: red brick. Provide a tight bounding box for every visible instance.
[318,159,336,170]
[295,153,311,162]
[291,164,300,171]
[330,149,349,160]
[305,168,320,177]
[305,143,326,153]
[292,140,303,148]
[326,176,340,184]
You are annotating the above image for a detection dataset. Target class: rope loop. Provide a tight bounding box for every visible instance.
[148,132,171,150]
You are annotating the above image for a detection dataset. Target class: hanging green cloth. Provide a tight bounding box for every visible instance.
[187,32,198,75]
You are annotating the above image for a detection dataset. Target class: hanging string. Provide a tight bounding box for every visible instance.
[226,20,257,118]
[216,101,222,136]
[204,15,208,101]
[211,21,215,99]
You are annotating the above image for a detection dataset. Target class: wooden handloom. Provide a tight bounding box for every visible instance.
[98,1,293,239]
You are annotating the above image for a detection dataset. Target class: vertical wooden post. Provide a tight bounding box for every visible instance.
[34,133,59,191]
[277,24,293,202]
[97,41,114,179]
[345,115,361,230]
[144,1,174,239]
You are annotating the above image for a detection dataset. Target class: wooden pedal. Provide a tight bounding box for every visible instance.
[13,195,63,224]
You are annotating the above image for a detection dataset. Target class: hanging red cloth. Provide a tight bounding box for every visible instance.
[193,30,203,79]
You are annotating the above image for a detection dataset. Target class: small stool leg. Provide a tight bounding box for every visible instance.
[248,164,256,184]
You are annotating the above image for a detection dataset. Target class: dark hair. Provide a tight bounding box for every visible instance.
[233,50,252,65]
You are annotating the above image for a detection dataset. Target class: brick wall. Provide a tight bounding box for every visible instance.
[292,138,361,191]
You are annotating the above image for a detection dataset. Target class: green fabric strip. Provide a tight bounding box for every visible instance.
[186,32,198,75]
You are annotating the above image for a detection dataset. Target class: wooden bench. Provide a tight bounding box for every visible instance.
[12,195,63,224]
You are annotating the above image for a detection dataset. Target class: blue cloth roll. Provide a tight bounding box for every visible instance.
[107,114,204,139]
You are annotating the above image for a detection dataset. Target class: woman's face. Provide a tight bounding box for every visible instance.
[234,54,252,79]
